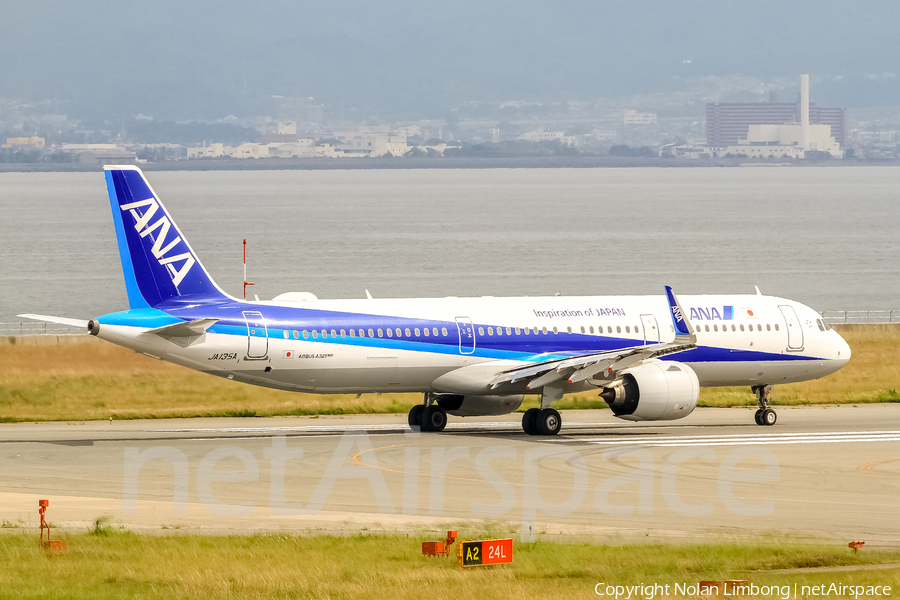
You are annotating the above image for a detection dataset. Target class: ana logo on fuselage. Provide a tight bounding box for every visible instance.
[690,306,734,321]
[120,197,195,287]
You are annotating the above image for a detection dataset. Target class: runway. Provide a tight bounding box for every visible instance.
[1,405,898,544]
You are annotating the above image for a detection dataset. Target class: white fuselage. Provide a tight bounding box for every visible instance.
[96,293,850,396]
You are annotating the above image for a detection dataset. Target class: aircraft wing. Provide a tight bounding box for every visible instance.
[490,286,697,390]
[18,313,89,329]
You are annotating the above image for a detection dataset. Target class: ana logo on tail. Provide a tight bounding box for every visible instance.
[120,197,196,287]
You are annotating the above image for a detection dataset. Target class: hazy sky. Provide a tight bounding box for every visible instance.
[3,1,898,120]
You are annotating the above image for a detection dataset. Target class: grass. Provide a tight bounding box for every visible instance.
[0,328,897,422]
[0,529,898,599]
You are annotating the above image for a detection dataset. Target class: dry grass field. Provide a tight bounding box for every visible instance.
[0,328,897,422]
[0,527,897,600]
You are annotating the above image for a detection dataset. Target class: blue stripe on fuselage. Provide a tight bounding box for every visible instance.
[97,302,826,365]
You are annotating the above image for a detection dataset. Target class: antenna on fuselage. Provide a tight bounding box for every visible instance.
[366,289,373,300]
[243,239,256,300]
[755,285,762,296]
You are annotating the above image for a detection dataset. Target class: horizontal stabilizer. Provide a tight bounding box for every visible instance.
[148,317,218,348]
[18,314,89,329]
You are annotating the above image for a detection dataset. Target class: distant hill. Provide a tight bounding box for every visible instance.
[3,1,898,121]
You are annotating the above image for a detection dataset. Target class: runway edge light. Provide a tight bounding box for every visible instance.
[422,530,457,557]
[39,500,67,553]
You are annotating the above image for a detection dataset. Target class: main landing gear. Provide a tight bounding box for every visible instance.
[408,393,447,432]
[521,407,561,436]
[752,384,777,426]
[522,382,565,436]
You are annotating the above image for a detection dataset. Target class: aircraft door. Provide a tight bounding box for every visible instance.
[778,305,804,350]
[455,317,476,355]
[242,310,269,358]
[641,314,660,344]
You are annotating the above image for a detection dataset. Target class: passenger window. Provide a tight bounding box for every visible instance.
[553,327,558,334]
[331,329,337,338]
[704,325,709,332]
[581,326,585,333]
[340,329,346,338]
[515,327,521,335]
[312,330,318,339]
[377,328,383,337]
[322,330,329,338]
[542,327,548,334]
[766,324,771,331]
[739,324,744,332]
[386,329,393,337]
[533,327,539,335]
[625,326,630,333]
[488,327,493,336]
[442,327,448,336]
[478,327,484,336]
[590,326,595,334]
[349,329,356,337]
[293,330,299,339]
[774,324,779,331]
[757,324,762,331]
[432,327,438,336]
[496,327,502,336]
[405,328,411,337]
[524,328,530,336]
[567,326,572,333]
[423,328,429,337]
[367,329,374,337]
[506,327,512,335]
[713,324,718,332]
[303,330,309,339]
[607,326,612,333]
[414,328,420,336]
[731,324,736,332]
[616,326,621,333]
[394,328,401,337]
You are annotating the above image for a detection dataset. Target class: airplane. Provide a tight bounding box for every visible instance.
[21,166,852,435]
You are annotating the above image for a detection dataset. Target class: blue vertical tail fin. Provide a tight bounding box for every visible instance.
[104,165,231,308]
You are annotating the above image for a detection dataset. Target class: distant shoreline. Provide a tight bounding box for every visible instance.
[2,156,897,173]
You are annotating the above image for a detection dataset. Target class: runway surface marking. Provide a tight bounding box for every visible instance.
[553,430,900,447]
[856,458,900,474]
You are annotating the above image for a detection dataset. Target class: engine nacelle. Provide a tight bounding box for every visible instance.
[599,360,699,421]
[436,394,524,417]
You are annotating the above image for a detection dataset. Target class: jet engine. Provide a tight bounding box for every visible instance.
[598,360,699,421]
[435,394,524,417]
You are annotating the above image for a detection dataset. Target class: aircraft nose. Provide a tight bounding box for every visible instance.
[835,331,851,363]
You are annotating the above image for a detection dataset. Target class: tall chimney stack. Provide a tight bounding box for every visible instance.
[800,74,810,150]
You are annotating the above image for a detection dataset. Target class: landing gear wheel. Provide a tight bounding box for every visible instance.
[754,409,764,426]
[408,405,425,430]
[522,408,540,435]
[535,408,561,436]
[420,405,447,432]
[762,408,777,426]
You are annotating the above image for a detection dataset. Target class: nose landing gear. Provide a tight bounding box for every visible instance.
[752,385,777,426]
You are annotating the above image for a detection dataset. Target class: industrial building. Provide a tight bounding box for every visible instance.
[707,86,845,147]
[705,75,843,159]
